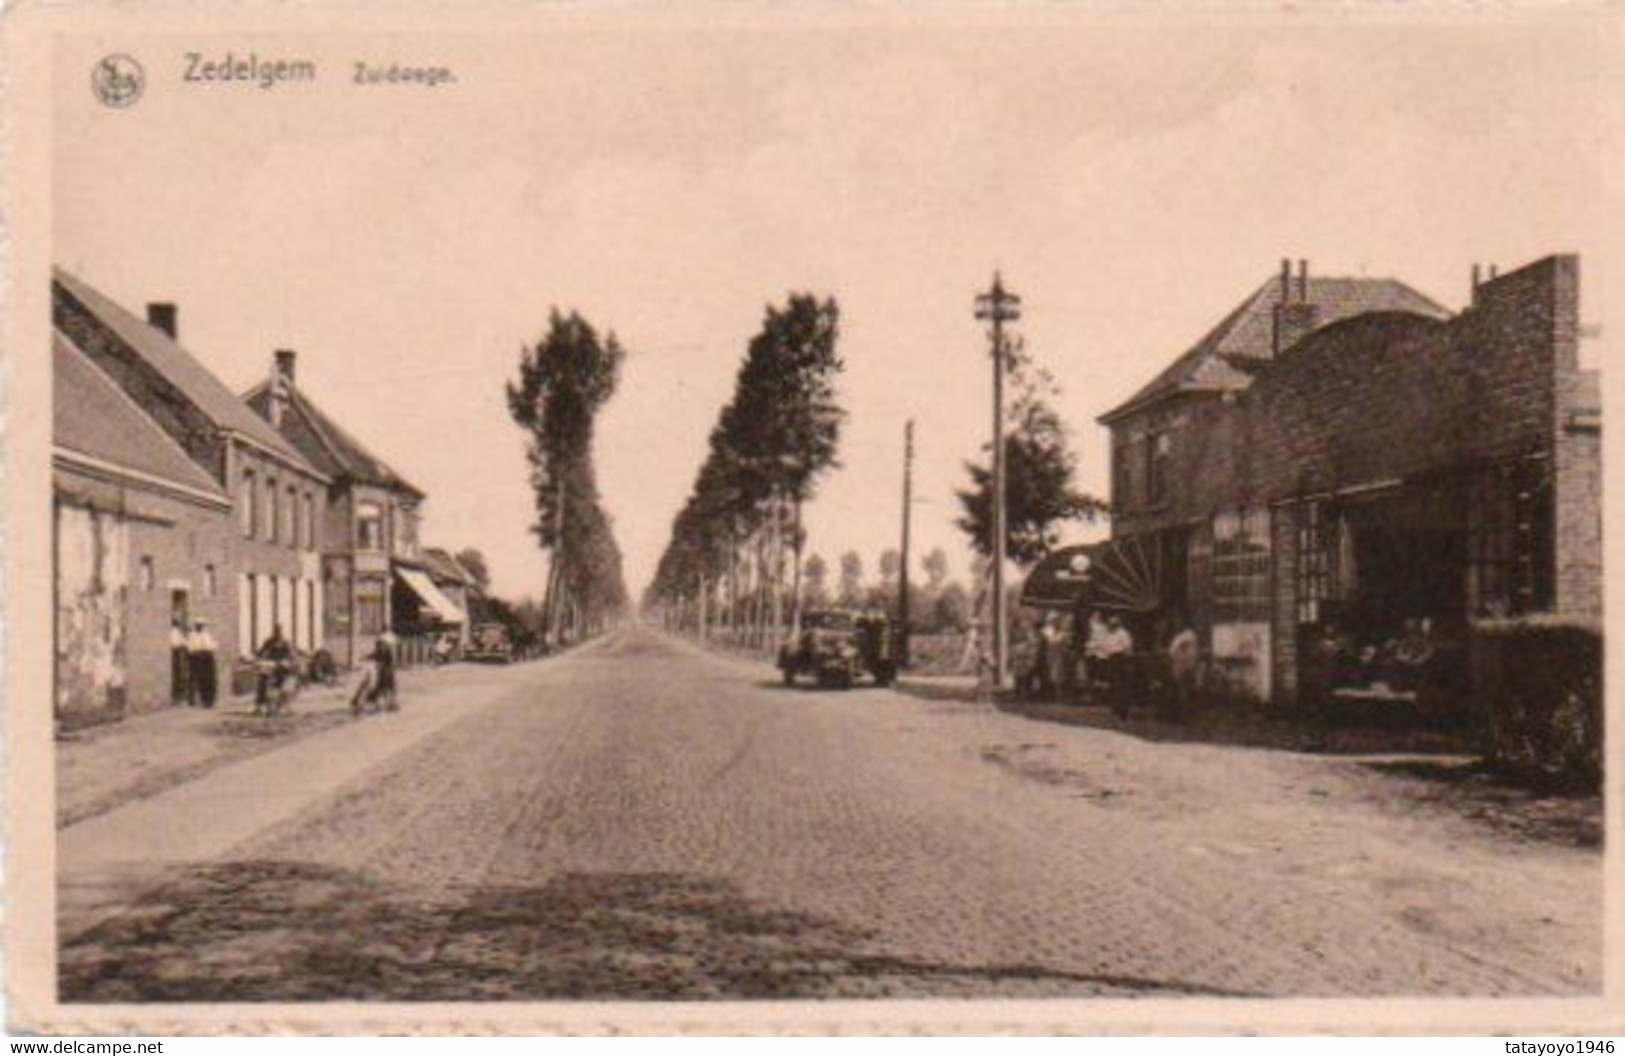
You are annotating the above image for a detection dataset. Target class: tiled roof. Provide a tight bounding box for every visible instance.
[422,547,477,587]
[244,379,424,497]
[1099,274,1451,423]
[54,333,228,500]
[52,267,319,473]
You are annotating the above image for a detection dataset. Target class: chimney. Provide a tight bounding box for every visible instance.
[1471,264,1482,306]
[1272,259,1319,356]
[146,302,177,339]
[268,350,296,428]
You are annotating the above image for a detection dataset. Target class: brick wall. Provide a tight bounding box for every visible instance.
[55,466,236,719]
[1110,395,1247,537]
[1555,369,1602,620]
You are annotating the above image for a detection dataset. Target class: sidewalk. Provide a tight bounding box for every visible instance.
[57,660,545,943]
[59,665,437,829]
[892,675,1602,849]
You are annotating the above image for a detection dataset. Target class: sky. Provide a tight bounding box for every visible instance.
[53,14,1623,599]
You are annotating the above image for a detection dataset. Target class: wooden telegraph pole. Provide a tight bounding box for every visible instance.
[898,419,914,668]
[975,272,1021,689]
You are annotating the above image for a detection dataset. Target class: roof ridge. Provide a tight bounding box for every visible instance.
[283,381,423,496]
[52,268,321,477]
[53,330,228,498]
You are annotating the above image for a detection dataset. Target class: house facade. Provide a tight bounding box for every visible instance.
[52,269,330,718]
[1098,256,1600,705]
[244,352,429,668]
[52,335,236,725]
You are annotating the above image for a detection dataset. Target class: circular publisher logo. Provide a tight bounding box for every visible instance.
[92,54,144,108]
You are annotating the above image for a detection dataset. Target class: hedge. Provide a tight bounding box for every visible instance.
[1467,616,1602,790]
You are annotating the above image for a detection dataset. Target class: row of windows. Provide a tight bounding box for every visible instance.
[239,468,319,551]
[137,555,218,598]
[1112,430,1172,512]
[240,571,321,655]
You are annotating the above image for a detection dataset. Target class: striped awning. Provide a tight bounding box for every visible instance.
[1019,537,1165,614]
[394,565,467,626]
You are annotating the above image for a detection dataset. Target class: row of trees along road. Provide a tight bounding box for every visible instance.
[643,294,845,645]
[506,310,631,644]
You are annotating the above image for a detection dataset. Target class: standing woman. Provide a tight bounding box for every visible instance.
[186,618,218,709]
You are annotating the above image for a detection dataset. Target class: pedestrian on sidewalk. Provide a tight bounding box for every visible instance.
[186,618,218,709]
[373,630,399,710]
[170,617,191,707]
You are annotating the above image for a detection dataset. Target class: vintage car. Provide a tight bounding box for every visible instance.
[778,609,900,689]
[466,621,515,664]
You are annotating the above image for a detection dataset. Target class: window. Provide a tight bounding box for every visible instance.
[397,506,418,558]
[286,485,298,549]
[139,556,155,592]
[304,493,317,551]
[240,469,257,538]
[1295,501,1331,625]
[204,564,217,598]
[1146,430,1171,507]
[357,501,384,551]
[1468,460,1553,617]
[245,572,259,656]
[356,582,386,635]
[1212,507,1271,622]
[267,477,280,543]
[1112,439,1134,512]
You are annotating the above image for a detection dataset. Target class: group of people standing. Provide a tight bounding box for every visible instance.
[1017,608,1201,719]
[168,617,218,709]
[167,617,399,714]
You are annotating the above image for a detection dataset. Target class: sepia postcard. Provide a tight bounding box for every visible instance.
[3,0,1623,1036]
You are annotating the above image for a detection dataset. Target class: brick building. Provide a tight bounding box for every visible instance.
[417,547,479,649]
[243,352,429,668]
[1098,255,1600,706]
[52,334,235,725]
[53,269,330,689]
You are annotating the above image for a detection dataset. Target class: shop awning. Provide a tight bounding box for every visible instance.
[394,565,467,625]
[1019,537,1165,614]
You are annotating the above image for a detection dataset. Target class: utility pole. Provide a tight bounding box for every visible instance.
[898,419,914,668]
[975,272,1021,689]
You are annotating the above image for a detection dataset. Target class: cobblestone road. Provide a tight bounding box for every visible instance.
[59,628,1601,1001]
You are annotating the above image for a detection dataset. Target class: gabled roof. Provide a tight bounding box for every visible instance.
[52,267,320,475]
[54,333,229,502]
[244,378,424,497]
[422,547,478,588]
[1098,274,1450,424]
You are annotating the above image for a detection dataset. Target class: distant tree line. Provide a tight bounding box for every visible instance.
[800,545,978,634]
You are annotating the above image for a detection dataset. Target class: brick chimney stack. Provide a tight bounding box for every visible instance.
[146,303,177,339]
[269,350,296,428]
[1272,259,1319,356]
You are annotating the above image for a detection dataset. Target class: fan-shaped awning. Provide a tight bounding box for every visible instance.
[1019,537,1165,614]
